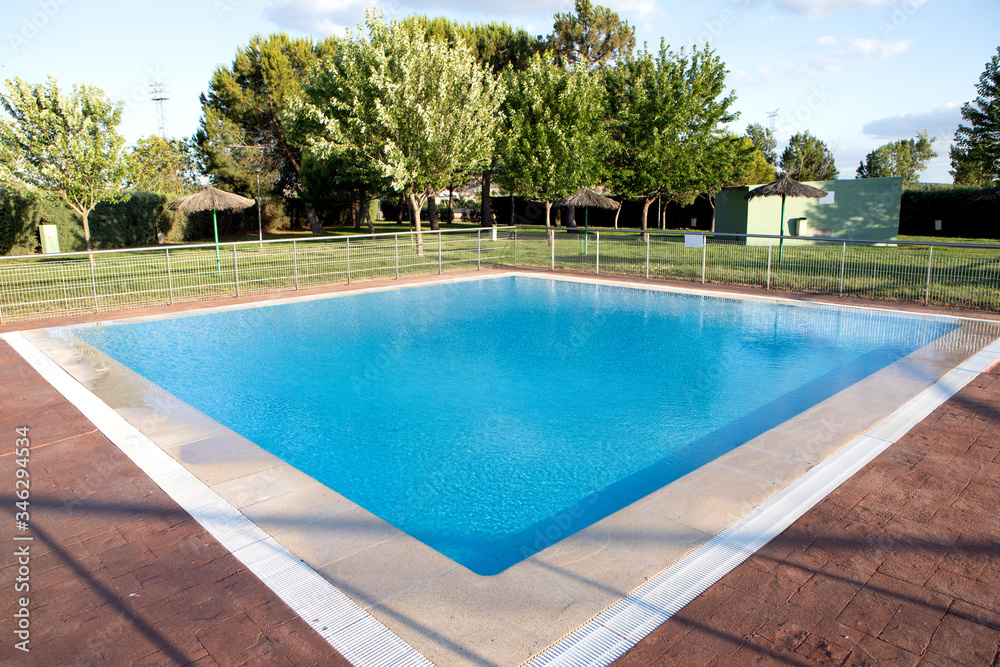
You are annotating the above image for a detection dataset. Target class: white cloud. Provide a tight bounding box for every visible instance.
[262,0,569,35]
[771,0,931,19]
[817,35,838,47]
[848,37,911,59]
[862,103,963,140]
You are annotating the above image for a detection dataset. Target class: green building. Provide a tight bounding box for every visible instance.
[715,176,902,244]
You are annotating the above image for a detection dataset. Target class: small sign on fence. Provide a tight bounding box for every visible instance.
[684,234,705,249]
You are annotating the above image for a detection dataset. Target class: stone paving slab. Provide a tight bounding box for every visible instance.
[0,340,350,666]
[613,361,1000,667]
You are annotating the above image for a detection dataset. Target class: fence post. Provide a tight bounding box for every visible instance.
[595,232,601,275]
[477,229,482,270]
[701,237,707,284]
[166,248,174,305]
[551,231,555,270]
[438,232,443,274]
[646,235,650,279]
[839,242,846,296]
[346,237,351,284]
[925,246,934,306]
[513,228,518,266]
[766,240,772,290]
[90,258,99,313]
[233,244,240,297]
[394,234,400,279]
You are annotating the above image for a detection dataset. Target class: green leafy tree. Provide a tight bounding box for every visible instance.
[746,122,778,166]
[496,51,606,233]
[697,133,757,231]
[125,136,199,193]
[194,33,339,233]
[603,42,738,233]
[550,0,636,69]
[950,46,1000,187]
[0,76,128,253]
[291,13,504,251]
[856,130,937,186]
[780,131,839,181]
[403,16,546,227]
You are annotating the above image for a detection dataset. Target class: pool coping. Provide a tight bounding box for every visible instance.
[6,270,1000,666]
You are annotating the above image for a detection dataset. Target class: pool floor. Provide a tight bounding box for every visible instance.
[13,272,1000,666]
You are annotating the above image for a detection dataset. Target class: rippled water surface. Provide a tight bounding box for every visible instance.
[74,276,959,574]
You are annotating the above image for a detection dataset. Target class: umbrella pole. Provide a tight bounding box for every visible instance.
[585,207,589,255]
[213,209,221,272]
[778,195,786,265]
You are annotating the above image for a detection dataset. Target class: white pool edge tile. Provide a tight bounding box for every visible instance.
[522,334,1000,667]
[1,330,434,667]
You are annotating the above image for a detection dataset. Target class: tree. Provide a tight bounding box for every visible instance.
[194,33,338,234]
[604,42,738,233]
[856,130,937,186]
[780,131,839,181]
[496,51,606,234]
[550,0,636,70]
[696,134,757,231]
[125,136,199,192]
[291,14,504,252]
[0,76,128,253]
[950,46,1000,187]
[746,122,778,166]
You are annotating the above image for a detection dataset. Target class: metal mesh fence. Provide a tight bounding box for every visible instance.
[505,229,1000,312]
[0,228,515,323]
[4,227,1000,323]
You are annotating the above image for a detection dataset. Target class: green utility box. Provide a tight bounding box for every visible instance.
[39,223,60,254]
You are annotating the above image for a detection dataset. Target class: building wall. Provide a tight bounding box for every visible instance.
[715,177,902,245]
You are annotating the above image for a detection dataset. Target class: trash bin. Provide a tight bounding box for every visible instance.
[157,232,166,244]
[39,223,60,254]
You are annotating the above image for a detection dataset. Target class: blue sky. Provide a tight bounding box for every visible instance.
[2,0,997,183]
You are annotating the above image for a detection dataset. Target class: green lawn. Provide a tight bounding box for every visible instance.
[3,227,1000,323]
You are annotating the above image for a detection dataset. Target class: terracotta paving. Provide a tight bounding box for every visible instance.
[615,362,1000,666]
[0,274,998,666]
[0,340,350,665]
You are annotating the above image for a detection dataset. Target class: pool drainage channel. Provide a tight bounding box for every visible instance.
[5,296,1000,667]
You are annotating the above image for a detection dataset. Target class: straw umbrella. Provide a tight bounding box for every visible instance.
[554,188,621,254]
[169,185,257,269]
[745,173,827,263]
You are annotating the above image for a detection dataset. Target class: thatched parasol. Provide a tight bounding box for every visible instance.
[971,187,1000,201]
[745,174,828,262]
[554,187,620,252]
[169,186,256,268]
[554,187,621,211]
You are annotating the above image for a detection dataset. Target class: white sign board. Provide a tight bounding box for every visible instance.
[818,191,835,205]
[684,234,705,248]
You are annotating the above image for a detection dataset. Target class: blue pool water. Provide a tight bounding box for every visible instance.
[74,276,958,575]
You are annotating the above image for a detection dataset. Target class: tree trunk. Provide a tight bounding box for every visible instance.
[396,194,405,225]
[352,191,362,231]
[481,169,492,227]
[448,186,455,225]
[304,201,324,234]
[641,197,654,242]
[510,194,515,226]
[709,192,717,233]
[362,187,375,235]
[565,205,577,229]
[428,193,439,231]
[408,192,425,256]
[613,202,621,229]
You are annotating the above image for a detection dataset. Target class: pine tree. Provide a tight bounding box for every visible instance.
[950,46,1000,187]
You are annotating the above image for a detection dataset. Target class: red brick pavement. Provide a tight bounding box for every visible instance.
[0,340,350,666]
[614,363,1000,666]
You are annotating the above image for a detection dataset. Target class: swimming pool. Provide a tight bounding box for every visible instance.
[68,275,962,575]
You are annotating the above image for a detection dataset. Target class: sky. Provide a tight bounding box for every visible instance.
[1,0,997,184]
